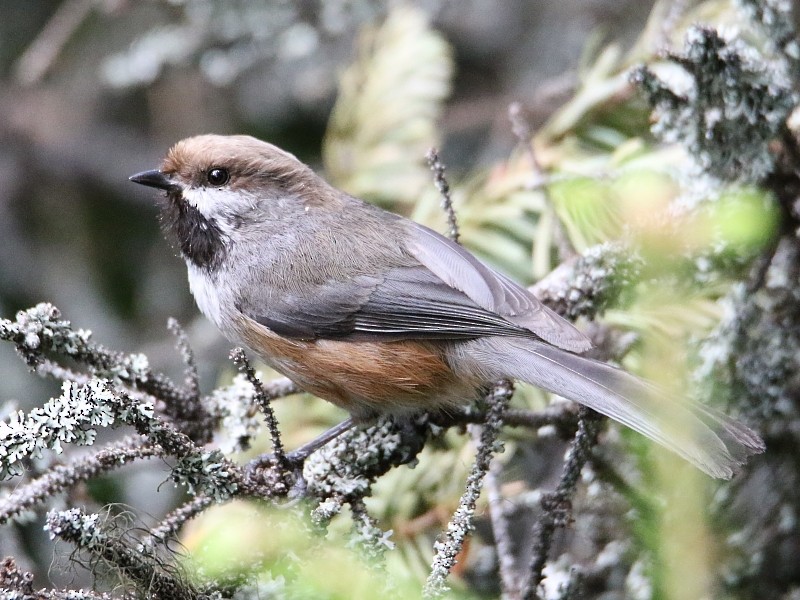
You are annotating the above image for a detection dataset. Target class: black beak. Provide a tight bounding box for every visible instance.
[129,169,181,192]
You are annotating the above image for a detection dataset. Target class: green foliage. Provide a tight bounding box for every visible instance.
[323,5,453,207]
[182,501,444,600]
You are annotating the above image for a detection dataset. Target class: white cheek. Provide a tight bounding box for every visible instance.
[182,186,262,240]
[182,187,225,217]
[187,264,223,328]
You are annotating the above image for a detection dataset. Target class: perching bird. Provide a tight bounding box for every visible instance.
[130,134,764,479]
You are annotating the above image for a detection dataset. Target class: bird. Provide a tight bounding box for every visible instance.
[130,134,764,479]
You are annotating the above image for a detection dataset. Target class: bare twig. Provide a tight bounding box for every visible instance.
[167,318,200,403]
[509,102,574,261]
[486,456,521,599]
[163,319,214,444]
[432,404,580,438]
[522,407,603,600]
[143,495,214,549]
[426,147,460,243]
[14,0,96,85]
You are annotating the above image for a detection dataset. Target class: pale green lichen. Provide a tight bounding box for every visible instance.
[44,508,104,547]
[633,25,797,183]
[303,418,405,500]
[0,303,151,385]
[0,380,117,478]
[0,378,238,500]
[171,450,239,501]
[204,373,262,454]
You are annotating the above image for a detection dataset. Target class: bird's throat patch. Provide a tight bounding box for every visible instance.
[160,194,225,271]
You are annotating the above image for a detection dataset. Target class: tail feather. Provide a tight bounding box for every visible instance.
[466,338,765,479]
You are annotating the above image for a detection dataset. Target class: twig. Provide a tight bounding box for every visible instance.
[114,391,243,500]
[258,376,300,399]
[14,0,96,85]
[35,358,91,385]
[349,496,393,566]
[521,407,603,600]
[509,102,574,261]
[143,495,214,549]
[423,380,514,598]
[0,437,158,525]
[230,348,286,465]
[486,456,521,599]
[431,405,580,438]
[426,148,460,243]
[163,319,214,444]
[45,508,199,600]
[167,318,200,403]
[425,148,519,598]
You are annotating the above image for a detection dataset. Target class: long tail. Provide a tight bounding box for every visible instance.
[464,338,765,479]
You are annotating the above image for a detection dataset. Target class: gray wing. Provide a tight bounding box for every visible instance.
[240,221,591,352]
[241,266,538,342]
[403,222,591,352]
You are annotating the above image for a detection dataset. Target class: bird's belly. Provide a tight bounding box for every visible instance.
[187,263,224,329]
[232,314,478,420]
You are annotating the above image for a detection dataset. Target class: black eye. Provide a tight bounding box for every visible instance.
[207,167,230,187]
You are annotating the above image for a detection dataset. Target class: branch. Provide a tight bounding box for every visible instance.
[143,495,215,549]
[509,101,574,261]
[167,318,201,406]
[0,556,122,600]
[45,508,200,600]
[486,453,521,598]
[431,404,580,438]
[0,437,158,525]
[159,318,216,445]
[349,496,395,565]
[522,408,603,600]
[305,416,429,508]
[229,348,287,465]
[423,380,514,597]
[426,147,460,243]
[0,304,197,427]
[530,242,642,321]
[0,378,242,501]
[205,374,299,455]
